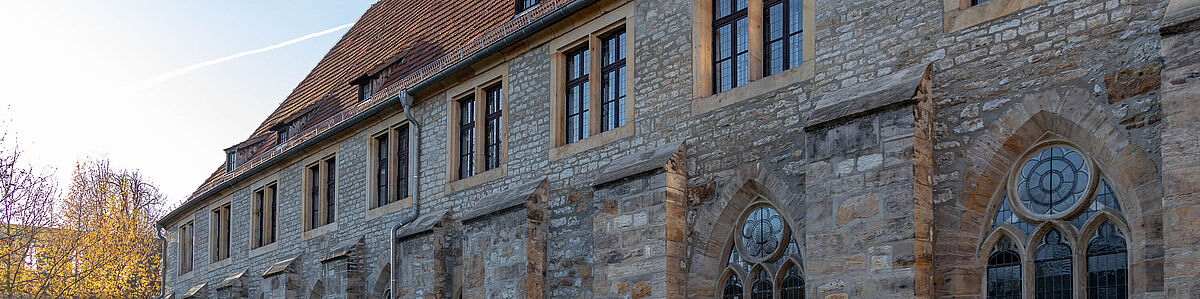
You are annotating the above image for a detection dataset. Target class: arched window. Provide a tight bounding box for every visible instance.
[982,142,1130,298]
[986,237,1021,299]
[1034,229,1072,298]
[723,273,743,299]
[722,201,804,298]
[1087,222,1127,299]
[750,269,772,299]
[780,265,805,299]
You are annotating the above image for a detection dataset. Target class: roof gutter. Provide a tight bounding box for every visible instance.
[159,0,598,227]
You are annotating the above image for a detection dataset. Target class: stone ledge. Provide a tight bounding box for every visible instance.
[321,236,365,263]
[591,142,686,187]
[461,178,547,223]
[395,209,452,240]
[1163,0,1200,34]
[181,282,206,299]
[217,269,249,289]
[261,255,300,278]
[805,63,931,131]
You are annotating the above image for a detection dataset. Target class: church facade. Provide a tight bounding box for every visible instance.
[157,0,1200,297]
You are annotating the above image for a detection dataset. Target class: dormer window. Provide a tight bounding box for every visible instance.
[358,83,373,102]
[516,0,538,13]
[276,126,291,146]
[226,151,237,172]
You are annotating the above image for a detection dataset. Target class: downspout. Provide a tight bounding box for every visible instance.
[389,91,421,299]
[154,225,167,299]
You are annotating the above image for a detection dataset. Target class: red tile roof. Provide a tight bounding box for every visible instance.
[182,0,581,204]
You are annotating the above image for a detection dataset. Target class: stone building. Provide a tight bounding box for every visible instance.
[155,0,1200,297]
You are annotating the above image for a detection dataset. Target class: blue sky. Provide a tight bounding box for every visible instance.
[0,1,375,207]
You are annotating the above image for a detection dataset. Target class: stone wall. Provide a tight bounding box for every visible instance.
[159,0,1190,297]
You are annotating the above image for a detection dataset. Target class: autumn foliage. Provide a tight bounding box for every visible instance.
[0,132,166,298]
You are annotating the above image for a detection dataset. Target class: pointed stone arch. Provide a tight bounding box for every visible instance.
[936,85,1163,296]
[309,280,324,299]
[370,263,391,299]
[688,163,804,298]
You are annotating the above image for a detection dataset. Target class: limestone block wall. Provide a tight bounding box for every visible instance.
[1159,0,1200,296]
[157,0,1187,297]
[589,144,687,299]
[459,180,548,299]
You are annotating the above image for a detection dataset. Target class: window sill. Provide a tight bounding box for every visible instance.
[691,62,815,116]
[943,0,1051,32]
[248,241,279,258]
[206,257,232,271]
[178,270,195,282]
[302,222,338,240]
[366,196,413,220]
[446,165,507,194]
[549,124,636,161]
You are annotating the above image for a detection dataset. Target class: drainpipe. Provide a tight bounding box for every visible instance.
[154,225,167,299]
[389,91,421,299]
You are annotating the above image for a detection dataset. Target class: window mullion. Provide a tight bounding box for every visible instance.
[588,35,602,137]
[747,0,764,81]
[388,130,398,205]
[474,88,485,175]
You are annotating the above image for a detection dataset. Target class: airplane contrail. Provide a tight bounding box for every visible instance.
[130,22,355,91]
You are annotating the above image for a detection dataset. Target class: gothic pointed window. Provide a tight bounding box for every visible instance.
[986,237,1021,299]
[1087,222,1127,299]
[781,265,805,299]
[983,141,1130,298]
[751,269,772,299]
[723,201,804,298]
[723,273,743,299]
[1035,229,1072,298]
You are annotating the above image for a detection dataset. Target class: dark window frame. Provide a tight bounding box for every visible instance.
[359,82,373,102]
[763,0,803,76]
[599,29,627,132]
[396,125,409,199]
[324,156,336,225]
[516,0,539,13]
[484,85,503,171]
[458,96,476,180]
[374,134,389,208]
[308,164,321,230]
[564,46,590,144]
[712,0,749,93]
[179,221,194,274]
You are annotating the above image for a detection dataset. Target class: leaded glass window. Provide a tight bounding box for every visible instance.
[1017,146,1090,216]
[484,85,503,171]
[987,237,1021,299]
[750,270,772,299]
[458,96,475,179]
[375,134,388,208]
[763,0,802,76]
[1035,229,1072,299]
[713,0,749,93]
[781,266,805,299]
[741,206,784,260]
[1087,222,1127,299]
[983,142,1131,297]
[723,273,743,299]
[1071,180,1121,229]
[992,196,1035,235]
[564,46,589,144]
[723,202,803,298]
[599,30,627,132]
